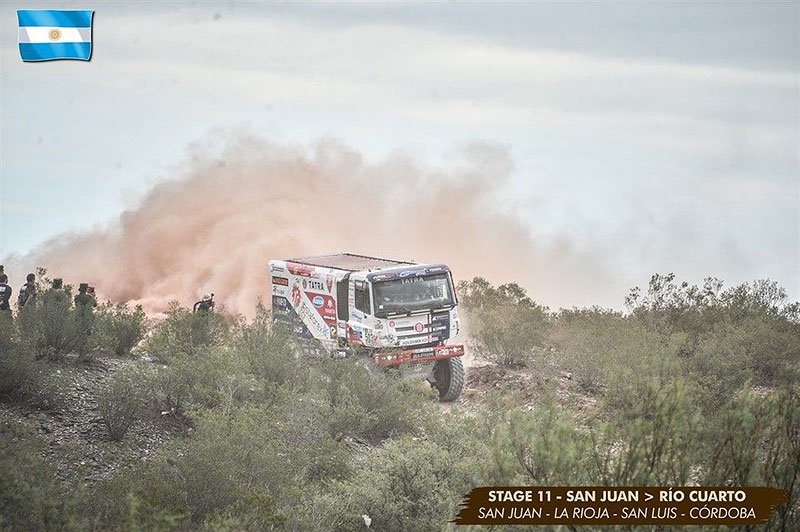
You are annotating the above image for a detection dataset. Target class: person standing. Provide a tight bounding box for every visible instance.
[74,283,97,309]
[193,293,215,313]
[74,283,97,356]
[18,273,36,309]
[0,274,12,313]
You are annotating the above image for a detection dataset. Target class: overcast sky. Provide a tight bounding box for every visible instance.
[1,1,798,306]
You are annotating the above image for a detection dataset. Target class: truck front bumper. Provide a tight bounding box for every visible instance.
[372,344,464,367]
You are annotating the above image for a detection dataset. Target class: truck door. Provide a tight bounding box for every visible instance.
[336,274,350,341]
[345,279,372,346]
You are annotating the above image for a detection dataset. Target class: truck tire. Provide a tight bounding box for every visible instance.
[432,357,464,402]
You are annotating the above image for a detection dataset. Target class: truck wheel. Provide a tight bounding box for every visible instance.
[432,357,464,402]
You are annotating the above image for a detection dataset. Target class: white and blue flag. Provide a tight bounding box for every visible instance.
[18,10,93,62]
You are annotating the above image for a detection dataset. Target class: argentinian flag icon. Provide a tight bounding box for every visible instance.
[17,10,94,62]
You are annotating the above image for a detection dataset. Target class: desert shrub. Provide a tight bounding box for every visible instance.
[0,310,14,349]
[623,274,800,404]
[627,274,800,361]
[0,342,43,401]
[700,388,800,529]
[201,491,285,531]
[458,277,551,367]
[324,436,478,532]
[488,379,703,488]
[550,308,681,398]
[16,287,83,360]
[491,399,589,486]
[0,321,60,408]
[0,315,32,399]
[95,302,148,357]
[312,356,429,444]
[81,466,188,530]
[145,302,228,362]
[695,317,799,390]
[589,378,701,486]
[151,345,253,414]
[98,366,151,441]
[0,421,75,530]
[229,304,308,394]
[88,405,342,528]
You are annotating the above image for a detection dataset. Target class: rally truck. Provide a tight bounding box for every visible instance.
[269,253,465,401]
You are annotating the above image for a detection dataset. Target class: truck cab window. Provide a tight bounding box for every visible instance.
[354,283,371,314]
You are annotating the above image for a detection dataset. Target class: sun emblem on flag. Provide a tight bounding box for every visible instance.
[48,28,61,41]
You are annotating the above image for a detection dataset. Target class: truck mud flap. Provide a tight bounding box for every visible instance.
[372,344,464,367]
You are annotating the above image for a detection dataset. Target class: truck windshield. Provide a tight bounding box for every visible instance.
[373,274,455,317]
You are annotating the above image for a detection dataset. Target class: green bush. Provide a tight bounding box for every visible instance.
[145,302,228,363]
[0,421,76,529]
[95,302,148,357]
[701,388,800,530]
[0,342,43,402]
[458,277,551,368]
[86,405,342,528]
[589,378,701,486]
[151,345,254,414]
[98,366,151,441]
[492,399,589,485]
[551,308,683,399]
[0,313,32,400]
[0,317,60,408]
[313,356,429,444]
[229,304,308,396]
[324,436,478,532]
[17,287,83,360]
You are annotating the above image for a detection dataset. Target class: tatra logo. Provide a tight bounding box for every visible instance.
[415,323,424,332]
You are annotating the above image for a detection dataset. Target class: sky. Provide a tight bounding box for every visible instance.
[1,1,798,309]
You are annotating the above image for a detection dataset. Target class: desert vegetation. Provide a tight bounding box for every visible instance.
[1,274,798,531]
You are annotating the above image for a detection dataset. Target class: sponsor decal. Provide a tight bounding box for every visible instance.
[296,301,329,338]
[369,265,450,282]
[273,286,287,297]
[290,283,302,307]
[269,263,285,273]
[388,320,396,328]
[306,292,337,324]
[326,275,334,293]
[400,337,428,346]
[348,324,364,344]
[272,276,289,286]
[305,279,324,291]
[286,262,317,277]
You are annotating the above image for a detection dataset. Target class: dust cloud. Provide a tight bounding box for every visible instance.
[4,131,611,315]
